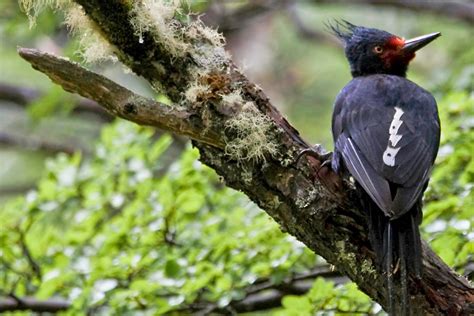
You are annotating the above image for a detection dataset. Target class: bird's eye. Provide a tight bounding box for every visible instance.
[373,46,384,54]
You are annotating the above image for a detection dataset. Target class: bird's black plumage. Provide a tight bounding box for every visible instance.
[332,75,440,218]
[328,21,441,314]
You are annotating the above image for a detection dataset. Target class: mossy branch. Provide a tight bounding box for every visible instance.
[18,48,223,149]
[17,0,474,314]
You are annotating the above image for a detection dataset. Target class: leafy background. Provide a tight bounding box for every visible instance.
[0,0,472,315]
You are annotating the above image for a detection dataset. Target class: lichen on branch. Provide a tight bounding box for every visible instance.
[20,0,115,63]
[19,0,68,26]
[129,0,226,63]
[130,0,190,57]
[65,4,116,63]
[225,102,279,163]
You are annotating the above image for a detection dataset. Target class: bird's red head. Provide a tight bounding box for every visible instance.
[328,20,440,77]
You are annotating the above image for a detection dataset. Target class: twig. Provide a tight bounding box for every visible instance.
[18,229,42,281]
[246,265,346,296]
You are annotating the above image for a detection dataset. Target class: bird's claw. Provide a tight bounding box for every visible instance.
[296,145,333,169]
[320,156,333,168]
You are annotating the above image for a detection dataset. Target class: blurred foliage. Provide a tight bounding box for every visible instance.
[423,91,473,269]
[277,279,373,315]
[27,85,76,119]
[0,123,324,315]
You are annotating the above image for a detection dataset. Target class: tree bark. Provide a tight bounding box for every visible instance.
[17,1,473,314]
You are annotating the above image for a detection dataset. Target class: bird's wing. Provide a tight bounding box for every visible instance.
[333,76,440,218]
[336,135,393,213]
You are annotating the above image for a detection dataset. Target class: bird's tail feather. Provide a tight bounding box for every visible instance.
[385,221,395,314]
[360,186,422,315]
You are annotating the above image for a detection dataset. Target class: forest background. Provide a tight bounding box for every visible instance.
[0,0,472,315]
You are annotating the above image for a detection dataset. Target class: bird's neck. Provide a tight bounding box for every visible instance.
[351,69,408,78]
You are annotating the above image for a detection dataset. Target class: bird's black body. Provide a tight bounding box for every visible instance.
[327,21,441,315]
[332,75,440,302]
[332,75,440,218]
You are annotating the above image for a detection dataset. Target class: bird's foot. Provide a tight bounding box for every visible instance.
[296,145,343,197]
[296,144,333,169]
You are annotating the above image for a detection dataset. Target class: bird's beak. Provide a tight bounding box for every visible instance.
[402,32,441,54]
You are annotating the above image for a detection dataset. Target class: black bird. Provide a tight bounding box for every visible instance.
[329,21,441,314]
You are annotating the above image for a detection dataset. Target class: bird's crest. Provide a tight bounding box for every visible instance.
[325,19,357,42]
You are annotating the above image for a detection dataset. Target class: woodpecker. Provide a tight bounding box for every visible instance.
[328,21,441,314]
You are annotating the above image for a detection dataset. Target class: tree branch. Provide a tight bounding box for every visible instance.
[229,266,348,313]
[17,48,224,149]
[17,1,474,314]
[179,265,348,314]
[0,131,84,155]
[201,0,283,34]
[201,0,338,47]
[0,83,40,104]
[244,265,346,297]
[0,82,113,121]
[0,184,35,196]
[0,295,70,313]
[285,2,339,47]
[312,0,474,25]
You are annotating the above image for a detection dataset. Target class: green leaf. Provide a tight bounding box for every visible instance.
[281,295,312,314]
[165,258,181,278]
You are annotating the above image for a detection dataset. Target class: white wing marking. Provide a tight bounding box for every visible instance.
[383,147,401,166]
[383,107,404,166]
[389,134,402,147]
